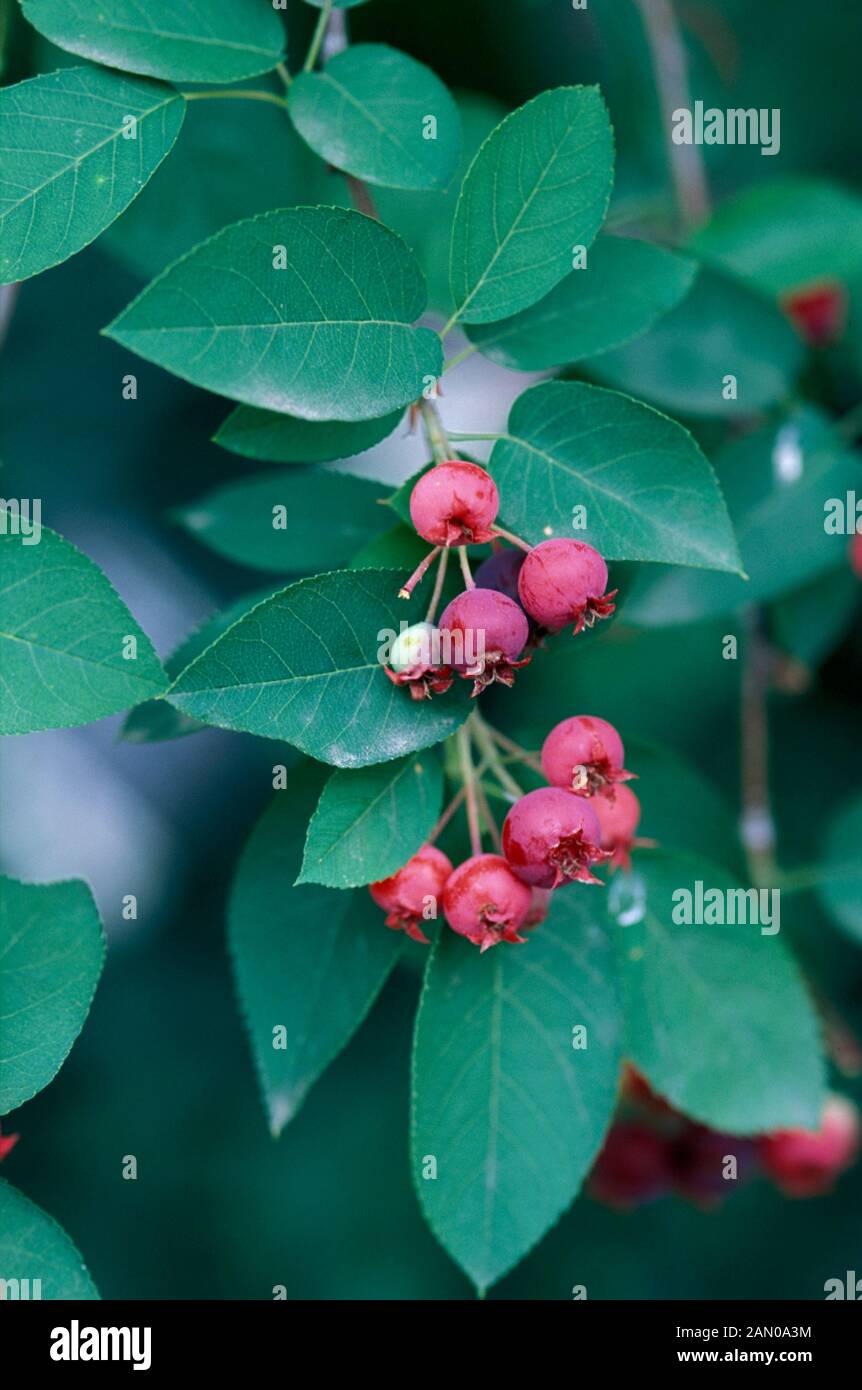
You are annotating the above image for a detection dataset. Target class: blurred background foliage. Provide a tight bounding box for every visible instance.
[2,0,862,1297]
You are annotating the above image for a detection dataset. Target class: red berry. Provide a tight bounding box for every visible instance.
[502,786,609,888]
[758,1094,860,1198]
[589,1122,673,1210]
[850,532,862,581]
[369,844,452,944]
[671,1123,758,1208]
[541,715,633,796]
[438,587,530,695]
[0,1125,19,1163]
[443,853,533,952]
[518,539,616,634]
[593,785,643,871]
[409,461,499,547]
[473,548,526,606]
[782,280,847,346]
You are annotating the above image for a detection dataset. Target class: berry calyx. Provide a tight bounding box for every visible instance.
[409,461,499,547]
[518,539,616,634]
[541,714,633,796]
[383,621,453,701]
[502,786,609,888]
[588,1122,673,1210]
[438,587,531,696]
[473,547,526,607]
[593,785,646,872]
[442,853,533,952]
[369,844,453,944]
[758,1094,860,1198]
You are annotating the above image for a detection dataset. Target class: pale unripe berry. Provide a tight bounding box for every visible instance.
[370,844,453,944]
[518,538,616,634]
[443,853,533,952]
[502,786,608,889]
[541,715,632,795]
[409,461,499,546]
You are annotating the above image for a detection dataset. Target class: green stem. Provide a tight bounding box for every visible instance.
[491,524,532,554]
[419,397,453,464]
[304,0,333,73]
[470,712,524,801]
[425,547,449,624]
[276,61,292,89]
[446,431,502,443]
[442,341,479,372]
[458,546,475,590]
[457,725,483,856]
[485,725,544,774]
[182,89,289,110]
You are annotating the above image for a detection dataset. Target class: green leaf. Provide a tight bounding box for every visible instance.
[617,740,743,878]
[0,1181,98,1298]
[0,520,167,735]
[0,67,184,285]
[0,877,105,1114]
[214,405,403,465]
[817,793,862,944]
[348,522,436,573]
[589,265,805,417]
[488,380,742,572]
[623,408,860,625]
[103,95,322,282]
[229,764,402,1135]
[173,469,390,573]
[412,888,621,1293]
[298,752,443,889]
[771,567,860,669]
[466,237,696,370]
[289,44,460,192]
[691,178,862,296]
[167,569,471,767]
[120,587,278,743]
[374,90,507,318]
[105,206,442,422]
[612,852,825,1133]
[20,0,285,83]
[448,86,615,325]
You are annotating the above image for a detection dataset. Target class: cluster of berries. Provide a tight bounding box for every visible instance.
[590,1068,861,1210]
[370,715,647,952]
[386,459,616,699]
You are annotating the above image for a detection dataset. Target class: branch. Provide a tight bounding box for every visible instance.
[634,0,711,231]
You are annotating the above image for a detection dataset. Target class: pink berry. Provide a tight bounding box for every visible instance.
[541,714,633,796]
[409,461,499,547]
[438,587,530,696]
[593,785,643,871]
[588,1122,673,1210]
[473,548,526,606]
[442,853,533,952]
[502,786,609,889]
[369,844,452,944]
[517,539,616,634]
[850,532,862,581]
[671,1123,758,1209]
[758,1095,860,1198]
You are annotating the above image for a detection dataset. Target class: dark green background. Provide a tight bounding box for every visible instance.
[2,0,862,1298]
